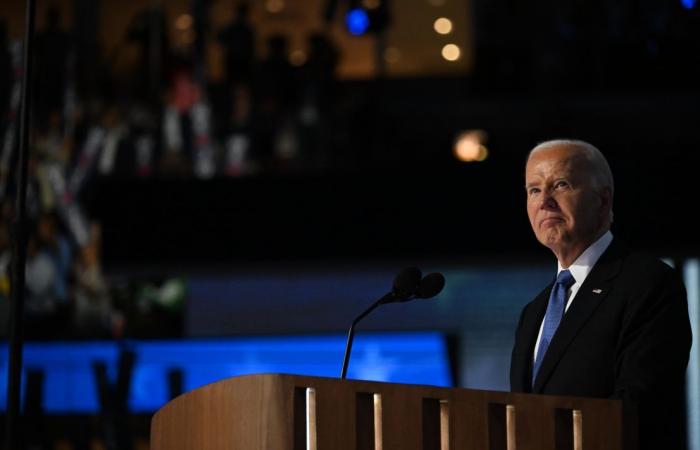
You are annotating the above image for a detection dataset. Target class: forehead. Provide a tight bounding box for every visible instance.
[525,145,588,181]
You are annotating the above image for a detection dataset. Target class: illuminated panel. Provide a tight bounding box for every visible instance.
[0,342,119,413]
[0,332,452,413]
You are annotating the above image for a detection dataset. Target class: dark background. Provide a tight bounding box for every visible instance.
[90,88,700,266]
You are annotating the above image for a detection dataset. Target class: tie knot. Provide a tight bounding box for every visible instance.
[557,269,575,289]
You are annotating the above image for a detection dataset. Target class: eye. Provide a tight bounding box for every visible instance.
[527,187,540,196]
[554,180,570,189]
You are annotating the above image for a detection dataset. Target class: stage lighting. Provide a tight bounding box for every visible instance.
[345,1,391,35]
[441,44,461,61]
[454,130,489,162]
[175,14,193,31]
[265,0,286,13]
[433,17,453,35]
[346,8,370,35]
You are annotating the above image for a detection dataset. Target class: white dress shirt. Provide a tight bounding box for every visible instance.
[532,231,613,361]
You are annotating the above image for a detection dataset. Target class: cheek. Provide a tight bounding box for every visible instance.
[571,197,597,226]
[526,204,537,225]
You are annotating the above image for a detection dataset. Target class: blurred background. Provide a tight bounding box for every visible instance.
[0,0,699,448]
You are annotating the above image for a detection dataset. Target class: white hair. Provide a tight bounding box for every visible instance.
[529,139,614,195]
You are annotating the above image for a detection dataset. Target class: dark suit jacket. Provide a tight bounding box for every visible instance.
[510,239,692,449]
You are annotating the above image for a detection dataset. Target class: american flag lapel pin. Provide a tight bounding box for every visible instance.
[592,289,603,294]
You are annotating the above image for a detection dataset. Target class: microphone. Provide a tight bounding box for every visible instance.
[415,272,446,299]
[340,268,445,379]
[383,266,422,303]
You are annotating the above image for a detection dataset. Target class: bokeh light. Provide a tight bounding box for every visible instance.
[346,8,371,35]
[441,44,461,61]
[454,130,489,162]
[433,17,453,35]
[290,50,307,66]
[175,14,193,31]
[265,0,286,14]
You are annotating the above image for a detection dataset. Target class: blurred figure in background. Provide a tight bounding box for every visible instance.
[126,5,172,106]
[297,32,339,169]
[162,56,200,176]
[0,217,10,332]
[25,213,72,339]
[127,103,160,177]
[217,2,256,175]
[253,34,296,170]
[72,223,118,338]
[33,4,73,132]
[162,54,216,178]
[36,211,72,305]
[0,22,20,201]
[218,1,256,90]
[0,19,11,122]
[223,84,254,176]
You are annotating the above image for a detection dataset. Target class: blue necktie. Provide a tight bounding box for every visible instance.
[532,269,575,387]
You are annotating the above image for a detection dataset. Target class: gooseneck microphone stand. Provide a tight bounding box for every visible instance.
[340,292,394,380]
[339,269,445,380]
[5,1,36,449]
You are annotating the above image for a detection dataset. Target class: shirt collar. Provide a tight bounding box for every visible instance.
[557,231,613,285]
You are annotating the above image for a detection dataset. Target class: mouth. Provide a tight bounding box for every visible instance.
[540,217,564,228]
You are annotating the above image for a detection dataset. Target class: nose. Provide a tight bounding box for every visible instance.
[540,191,558,210]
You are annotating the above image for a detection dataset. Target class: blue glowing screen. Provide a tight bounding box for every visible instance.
[0,332,452,413]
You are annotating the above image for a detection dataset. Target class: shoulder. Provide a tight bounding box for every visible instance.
[607,246,687,313]
[603,239,682,286]
[617,248,682,287]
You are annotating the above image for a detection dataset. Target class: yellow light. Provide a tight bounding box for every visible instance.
[433,17,453,35]
[175,14,193,31]
[454,131,489,163]
[265,0,285,13]
[290,50,307,66]
[441,44,460,61]
[362,0,381,9]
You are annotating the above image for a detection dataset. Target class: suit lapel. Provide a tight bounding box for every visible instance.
[514,285,552,391]
[532,240,625,392]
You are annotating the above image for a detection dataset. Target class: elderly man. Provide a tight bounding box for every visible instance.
[510,140,692,449]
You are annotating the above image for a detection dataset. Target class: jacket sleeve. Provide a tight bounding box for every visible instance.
[613,263,691,448]
[614,264,691,400]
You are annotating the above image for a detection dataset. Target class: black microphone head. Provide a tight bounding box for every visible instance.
[392,267,422,300]
[416,272,445,299]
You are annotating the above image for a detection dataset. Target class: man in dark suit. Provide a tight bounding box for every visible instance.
[510,140,692,449]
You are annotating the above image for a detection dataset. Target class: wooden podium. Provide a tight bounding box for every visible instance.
[151,374,631,450]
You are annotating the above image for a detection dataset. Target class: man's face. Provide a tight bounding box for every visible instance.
[525,145,609,257]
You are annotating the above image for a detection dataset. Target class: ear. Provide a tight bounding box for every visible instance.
[600,186,613,222]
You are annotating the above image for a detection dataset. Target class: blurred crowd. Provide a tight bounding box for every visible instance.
[0,2,339,340]
[0,202,186,339]
[1,2,341,182]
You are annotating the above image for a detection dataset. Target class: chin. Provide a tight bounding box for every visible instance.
[540,232,563,249]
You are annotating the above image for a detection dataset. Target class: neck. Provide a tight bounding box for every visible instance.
[554,228,609,268]
[556,247,584,269]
